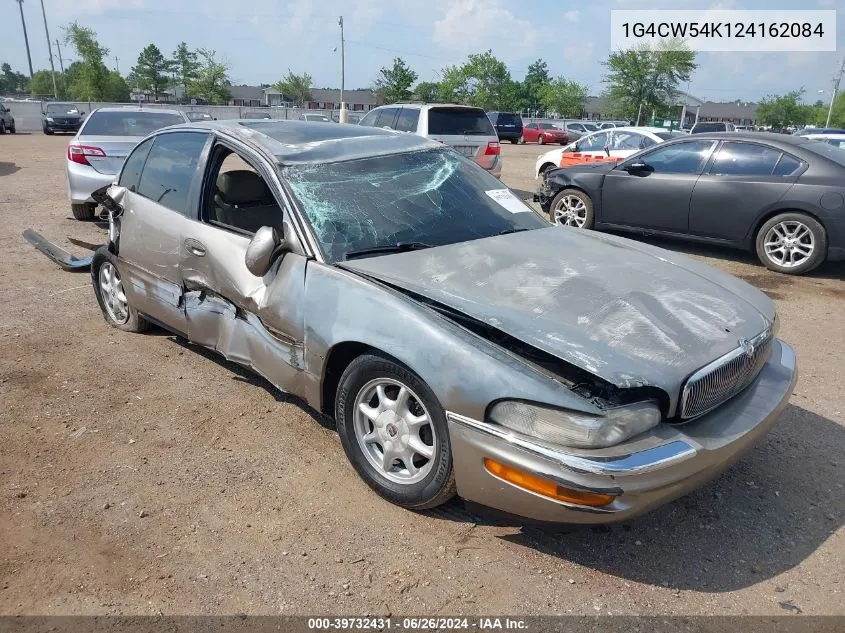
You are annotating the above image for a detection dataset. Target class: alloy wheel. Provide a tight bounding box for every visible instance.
[763,220,815,269]
[553,194,588,227]
[98,262,129,324]
[353,378,436,485]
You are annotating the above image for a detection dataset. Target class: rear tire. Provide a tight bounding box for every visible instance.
[71,203,96,221]
[517,135,525,145]
[755,212,826,275]
[0,121,5,134]
[92,249,150,333]
[8,122,14,133]
[335,353,456,510]
[538,135,545,145]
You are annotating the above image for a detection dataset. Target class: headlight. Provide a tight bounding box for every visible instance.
[45,117,54,122]
[488,400,661,449]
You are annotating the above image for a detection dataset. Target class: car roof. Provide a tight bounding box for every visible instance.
[376,102,485,111]
[177,119,438,165]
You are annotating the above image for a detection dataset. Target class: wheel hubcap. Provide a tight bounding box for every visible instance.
[763,220,814,268]
[353,378,436,484]
[553,195,587,227]
[99,262,129,324]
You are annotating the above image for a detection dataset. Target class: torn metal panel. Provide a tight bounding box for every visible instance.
[342,226,776,412]
[300,262,601,422]
[22,230,96,272]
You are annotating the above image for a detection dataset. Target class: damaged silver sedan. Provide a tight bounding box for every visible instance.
[91,120,797,522]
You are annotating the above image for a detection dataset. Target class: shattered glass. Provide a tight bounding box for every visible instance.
[284,149,547,262]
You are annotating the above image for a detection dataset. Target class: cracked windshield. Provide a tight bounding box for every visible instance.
[284,149,547,262]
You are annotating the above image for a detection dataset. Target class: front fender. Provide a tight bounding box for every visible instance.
[301,262,602,422]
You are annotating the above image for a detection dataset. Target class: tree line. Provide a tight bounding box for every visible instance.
[3,24,844,127]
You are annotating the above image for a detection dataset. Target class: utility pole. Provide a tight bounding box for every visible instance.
[54,39,64,73]
[825,57,845,128]
[38,0,57,99]
[338,15,347,123]
[16,0,34,78]
[114,56,119,73]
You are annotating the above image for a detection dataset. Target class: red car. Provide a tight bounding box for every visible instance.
[522,121,569,145]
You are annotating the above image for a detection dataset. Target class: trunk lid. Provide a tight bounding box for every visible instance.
[73,135,144,175]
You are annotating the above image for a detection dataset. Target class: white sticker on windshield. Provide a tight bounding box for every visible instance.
[485,188,531,214]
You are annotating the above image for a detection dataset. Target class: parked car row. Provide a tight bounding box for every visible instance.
[535,131,845,275]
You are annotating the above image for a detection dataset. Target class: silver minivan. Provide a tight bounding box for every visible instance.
[358,103,502,178]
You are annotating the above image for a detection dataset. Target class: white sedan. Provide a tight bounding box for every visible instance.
[799,133,845,149]
[534,127,688,178]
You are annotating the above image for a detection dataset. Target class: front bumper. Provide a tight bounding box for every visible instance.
[66,161,116,205]
[447,338,797,524]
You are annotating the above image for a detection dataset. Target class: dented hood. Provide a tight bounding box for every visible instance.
[342,227,775,389]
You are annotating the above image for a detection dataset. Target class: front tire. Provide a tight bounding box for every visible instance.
[335,353,456,510]
[92,249,150,333]
[538,134,545,145]
[43,127,53,135]
[755,212,826,275]
[71,203,96,221]
[0,121,5,134]
[550,188,594,228]
[8,122,14,133]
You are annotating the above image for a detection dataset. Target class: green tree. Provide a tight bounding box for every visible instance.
[273,70,312,107]
[103,71,130,102]
[188,49,230,104]
[521,58,550,113]
[373,57,418,104]
[171,42,199,101]
[756,90,815,130]
[437,50,520,111]
[826,93,845,128]
[29,70,66,98]
[539,77,588,118]
[1,63,28,94]
[603,42,697,123]
[63,22,110,100]
[412,81,440,102]
[131,44,172,101]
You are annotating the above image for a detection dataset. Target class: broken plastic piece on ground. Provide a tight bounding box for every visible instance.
[22,229,98,272]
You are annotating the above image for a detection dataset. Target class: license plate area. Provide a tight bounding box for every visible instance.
[454,145,476,157]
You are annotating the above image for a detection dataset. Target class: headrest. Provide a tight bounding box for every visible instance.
[216,170,268,205]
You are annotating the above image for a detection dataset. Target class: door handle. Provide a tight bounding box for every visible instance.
[184,238,206,257]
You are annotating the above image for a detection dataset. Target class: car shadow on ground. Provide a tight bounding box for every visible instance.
[168,335,337,431]
[0,162,21,177]
[427,403,844,593]
[603,231,845,285]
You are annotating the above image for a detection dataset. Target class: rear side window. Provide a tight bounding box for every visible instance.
[709,142,782,176]
[427,108,495,136]
[118,137,155,191]
[358,110,379,127]
[374,107,399,129]
[691,122,727,134]
[81,111,185,136]
[773,154,802,175]
[394,108,420,133]
[136,132,208,215]
[495,113,521,125]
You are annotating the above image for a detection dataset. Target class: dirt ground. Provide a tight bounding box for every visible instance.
[1,134,843,616]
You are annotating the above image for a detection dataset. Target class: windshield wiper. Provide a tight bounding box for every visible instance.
[345,242,433,260]
[498,228,531,235]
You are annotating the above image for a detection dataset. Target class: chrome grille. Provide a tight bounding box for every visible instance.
[680,329,773,419]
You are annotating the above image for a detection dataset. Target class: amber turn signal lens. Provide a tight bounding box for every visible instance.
[483,458,614,507]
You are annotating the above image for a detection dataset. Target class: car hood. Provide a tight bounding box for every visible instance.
[342,227,775,390]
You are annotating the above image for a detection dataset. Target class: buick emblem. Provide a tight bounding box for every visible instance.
[386,423,398,438]
[738,338,755,358]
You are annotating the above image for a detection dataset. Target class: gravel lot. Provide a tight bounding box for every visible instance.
[1,134,843,616]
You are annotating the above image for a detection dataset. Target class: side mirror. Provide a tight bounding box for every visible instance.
[623,161,652,174]
[245,225,284,277]
[80,111,86,116]
[91,185,124,216]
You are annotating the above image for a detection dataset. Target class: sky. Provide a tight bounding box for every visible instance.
[1,0,843,103]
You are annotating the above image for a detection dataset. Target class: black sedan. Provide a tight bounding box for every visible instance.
[42,103,85,134]
[536,132,845,274]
